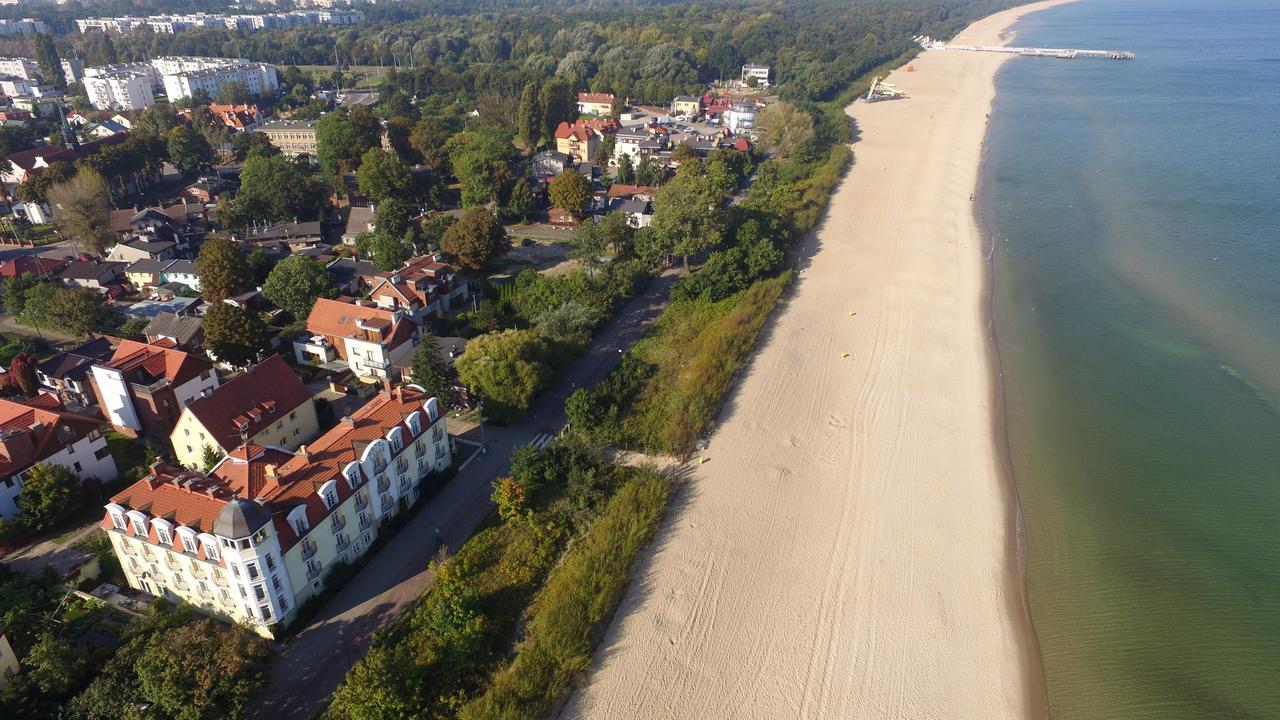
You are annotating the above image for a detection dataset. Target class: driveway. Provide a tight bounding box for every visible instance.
[244,270,679,720]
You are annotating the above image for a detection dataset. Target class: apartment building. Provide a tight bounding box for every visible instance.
[163,61,278,102]
[0,396,118,519]
[90,340,220,439]
[76,11,362,35]
[169,355,318,469]
[101,385,451,633]
[256,119,318,157]
[740,63,771,88]
[295,298,419,380]
[0,57,37,80]
[0,19,47,37]
[84,70,155,110]
[554,119,618,164]
[576,92,615,117]
[726,102,759,135]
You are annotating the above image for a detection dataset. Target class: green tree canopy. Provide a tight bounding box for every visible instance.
[133,618,269,720]
[261,254,338,319]
[203,303,269,367]
[410,338,453,405]
[517,81,541,148]
[166,125,214,178]
[373,197,411,240]
[34,33,66,91]
[455,329,554,420]
[47,168,114,256]
[548,170,592,218]
[218,154,320,230]
[651,169,730,267]
[17,463,81,532]
[195,237,252,302]
[356,231,413,272]
[358,147,413,202]
[440,208,507,270]
[410,118,453,175]
[315,112,362,175]
[758,101,816,159]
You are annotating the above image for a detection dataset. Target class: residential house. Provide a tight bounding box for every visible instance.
[160,260,199,291]
[325,257,377,295]
[726,102,758,135]
[123,297,200,321]
[740,63,771,88]
[576,92,615,117]
[608,197,654,228]
[1,132,129,187]
[532,149,571,178]
[295,297,418,380]
[606,184,660,203]
[244,220,325,250]
[36,336,117,407]
[55,259,127,294]
[143,311,204,350]
[124,259,173,291]
[90,339,220,439]
[85,119,129,139]
[0,630,17,687]
[671,95,702,118]
[189,103,263,132]
[342,206,374,245]
[0,255,68,280]
[366,255,469,324]
[548,207,580,227]
[183,176,227,204]
[0,395,118,519]
[553,119,617,165]
[101,385,452,634]
[169,355,318,469]
[108,237,177,264]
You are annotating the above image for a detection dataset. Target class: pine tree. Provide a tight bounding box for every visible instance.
[34,34,66,91]
[517,82,541,149]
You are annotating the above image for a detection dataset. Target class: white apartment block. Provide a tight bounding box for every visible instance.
[741,63,771,88]
[0,398,119,520]
[101,385,451,634]
[0,57,38,81]
[0,19,47,37]
[160,60,279,102]
[85,71,155,110]
[76,11,363,35]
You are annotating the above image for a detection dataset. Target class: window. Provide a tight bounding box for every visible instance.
[254,585,265,601]
[289,411,296,420]
[186,445,193,454]
[73,461,82,472]
[265,554,275,570]
[131,516,147,536]
[279,596,289,612]
[95,446,110,460]
[294,516,307,535]
[245,561,260,580]
[324,490,338,508]
[181,534,197,554]
[184,428,190,436]
[202,538,220,561]
[293,428,300,437]
[110,512,125,530]
[271,574,281,591]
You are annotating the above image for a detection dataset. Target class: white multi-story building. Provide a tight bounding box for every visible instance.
[85,61,160,87]
[0,57,38,80]
[156,57,278,102]
[61,57,84,82]
[0,397,118,520]
[0,18,47,37]
[84,70,155,110]
[101,385,451,634]
[726,102,758,135]
[76,11,362,35]
[741,63,771,88]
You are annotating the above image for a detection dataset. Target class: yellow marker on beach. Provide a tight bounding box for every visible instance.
[841,352,850,358]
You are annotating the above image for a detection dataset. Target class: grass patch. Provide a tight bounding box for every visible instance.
[457,468,670,720]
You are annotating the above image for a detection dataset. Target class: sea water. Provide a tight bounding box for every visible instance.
[983,0,1280,717]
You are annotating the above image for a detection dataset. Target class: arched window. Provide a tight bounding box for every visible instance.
[105,503,127,531]
[318,479,340,510]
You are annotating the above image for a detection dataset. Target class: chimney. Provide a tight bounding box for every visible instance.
[264,464,277,479]
[340,416,355,427]
[381,377,392,394]
[297,444,308,460]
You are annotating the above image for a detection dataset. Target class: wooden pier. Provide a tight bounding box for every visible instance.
[931,41,1134,60]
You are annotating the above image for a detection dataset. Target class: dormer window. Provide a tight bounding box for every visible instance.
[156,526,172,546]
[182,534,197,554]
[111,513,126,530]
[132,517,148,536]
[324,490,338,509]
[200,535,220,561]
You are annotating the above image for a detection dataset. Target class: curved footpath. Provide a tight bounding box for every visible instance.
[561,2,1073,718]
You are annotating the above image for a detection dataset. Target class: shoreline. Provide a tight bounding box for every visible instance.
[562,2,1076,718]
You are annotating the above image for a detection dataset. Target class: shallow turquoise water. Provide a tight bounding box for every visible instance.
[983,0,1280,717]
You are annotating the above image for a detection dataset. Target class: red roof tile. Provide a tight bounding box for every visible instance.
[105,339,213,389]
[181,355,311,452]
[0,397,101,476]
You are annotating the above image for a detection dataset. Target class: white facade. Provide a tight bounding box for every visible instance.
[1,428,117,519]
[741,64,771,88]
[726,103,758,134]
[84,71,155,110]
[76,11,362,35]
[0,19,47,37]
[341,330,416,381]
[0,57,38,80]
[0,77,38,98]
[161,61,278,102]
[89,363,220,433]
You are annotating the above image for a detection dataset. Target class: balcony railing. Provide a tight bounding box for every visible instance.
[172,580,189,592]
[335,534,351,553]
[398,474,410,492]
[131,378,171,396]
[395,457,408,473]
[364,357,389,370]
[301,538,318,560]
[372,459,387,474]
[354,492,369,511]
[379,492,393,515]
[376,474,390,494]
[358,512,372,531]
[331,513,347,533]
[306,562,323,581]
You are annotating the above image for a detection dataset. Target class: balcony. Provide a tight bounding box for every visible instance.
[131,377,171,396]
[172,579,189,592]
[301,538,318,560]
[331,512,347,534]
[306,562,323,581]
[364,356,389,370]
[379,492,393,515]
[358,512,372,531]
[372,459,387,475]
[398,475,409,492]
[395,457,408,474]
[354,492,369,511]
[376,474,390,494]
[335,534,351,553]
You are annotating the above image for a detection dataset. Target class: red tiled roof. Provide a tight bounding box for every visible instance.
[577,92,614,104]
[368,255,456,311]
[209,443,296,501]
[103,463,234,562]
[0,397,101,476]
[104,339,213,389]
[554,118,619,141]
[606,184,660,200]
[4,133,129,171]
[181,355,311,452]
[0,255,68,279]
[305,297,412,349]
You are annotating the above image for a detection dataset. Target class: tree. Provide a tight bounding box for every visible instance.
[25,634,92,697]
[217,154,319,230]
[600,210,636,256]
[46,169,114,255]
[410,118,452,175]
[491,476,528,523]
[134,102,179,138]
[548,170,592,218]
[506,177,534,221]
[538,77,575,142]
[166,125,213,177]
[262,254,338,319]
[671,143,701,165]
[455,329,554,420]
[195,237,252,302]
[569,220,608,276]
[315,112,361,175]
[203,303,268,367]
[635,155,664,186]
[215,80,254,105]
[15,160,73,204]
[230,131,279,162]
[3,273,41,316]
[440,208,506,270]
[410,339,453,405]
[616,153,635,184]
[358,148,412,202]
[17,463,81,532]
[45,287,111,336]
[0,125,35,159]
[652,169,729,268]
[516,81,541,148]
[34,34,66,91]
[200,445,221,472]
[134,618,268,720]
[758,101,816,159]
[7,351,36,396]
[357,231,412,272]
[373,197,410,241]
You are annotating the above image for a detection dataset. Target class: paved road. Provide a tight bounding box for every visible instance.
[244,271,678,720]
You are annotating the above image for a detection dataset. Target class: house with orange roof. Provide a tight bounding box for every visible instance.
[366,253,469,325]
[169,355,318,470]
[0,396,118,519]
[101,385,452,633]
[554,119,618,164]
[89,339,220,439]
[576,91,615,117]
[294,297,419,381]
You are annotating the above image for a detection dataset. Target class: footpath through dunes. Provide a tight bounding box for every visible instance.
[560,2,1072,719]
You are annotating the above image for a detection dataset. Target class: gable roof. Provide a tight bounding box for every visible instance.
[577,92,614,104]
[102,339,213,389]
[606,184,660,200]
[38,337,117,382]
[0,397,103,476]
[0,255,68,279]
[143,312,203,346]
[5,132,129,171]
[305,297,399,342]
[180,355,311,452]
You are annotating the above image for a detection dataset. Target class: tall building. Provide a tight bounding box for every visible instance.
[101,385,452,634]
[163,61,278,102]
[90,339,220,439]
[0,57,38,81]
[84,70,155,110]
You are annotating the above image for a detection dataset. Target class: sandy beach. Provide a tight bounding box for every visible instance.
[561,2,1073,719]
